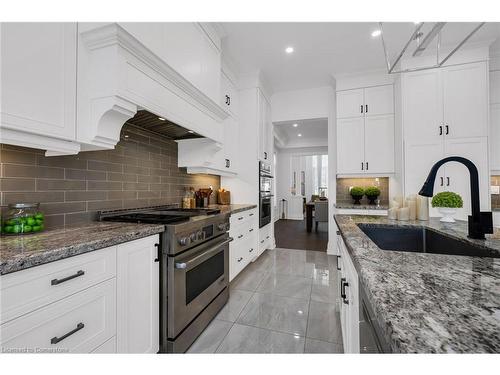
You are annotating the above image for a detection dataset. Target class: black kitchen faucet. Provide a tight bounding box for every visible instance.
[419,156,493,240]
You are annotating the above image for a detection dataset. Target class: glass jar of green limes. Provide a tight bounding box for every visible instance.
[2,203,45,235]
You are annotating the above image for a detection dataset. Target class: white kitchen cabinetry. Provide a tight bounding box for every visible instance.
[221,71,239,117]
[491,69,500,172]
[336,84,395,175]
[403,61,490,219]
[229,208,259,281]
[337,235,359,354]
[258,223,273,256]
[0,22,80,155]
[0,234,160,354]
[116,236,160,354]
[258,89,273,162]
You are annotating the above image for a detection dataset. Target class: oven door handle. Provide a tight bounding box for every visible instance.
[175,237,233,271]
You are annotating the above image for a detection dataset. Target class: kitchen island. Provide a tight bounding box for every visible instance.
[335,214,500,353]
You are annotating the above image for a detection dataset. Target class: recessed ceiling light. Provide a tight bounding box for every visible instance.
[293,123,298,127]
[297,133,302,137]
[158,117,166,121]
[285,46,294,54]
[371,29,382,38]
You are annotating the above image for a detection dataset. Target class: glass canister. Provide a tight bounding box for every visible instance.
[2,203,45,235]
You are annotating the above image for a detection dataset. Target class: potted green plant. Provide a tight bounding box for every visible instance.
[350,186,365,205]
[364,186,381,205]
[431,191,463,223]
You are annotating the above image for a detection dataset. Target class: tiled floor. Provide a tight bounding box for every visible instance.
[187,248,344,354]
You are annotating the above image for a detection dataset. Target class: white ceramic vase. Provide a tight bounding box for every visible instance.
[439,207,458,223]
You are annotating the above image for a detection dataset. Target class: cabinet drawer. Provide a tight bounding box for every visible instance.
[230,209,257,229]
[0,246,116,324]
[0,278,116,353]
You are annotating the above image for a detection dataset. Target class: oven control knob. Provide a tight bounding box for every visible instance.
[196,231,204,240]
[218,223,228,231]
[178,236,190,246]
[189,233,197,242]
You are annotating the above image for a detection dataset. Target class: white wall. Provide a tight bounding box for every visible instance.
[271,86,332,123]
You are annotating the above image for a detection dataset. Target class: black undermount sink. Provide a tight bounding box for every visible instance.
[357,224,499,258]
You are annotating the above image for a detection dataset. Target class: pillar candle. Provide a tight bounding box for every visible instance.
[417,196,429,221]
[407,199,417,220]
[398,207,410,221]
[390,199,400,209]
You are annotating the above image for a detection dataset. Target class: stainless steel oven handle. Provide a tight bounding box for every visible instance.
[175,237,233,271]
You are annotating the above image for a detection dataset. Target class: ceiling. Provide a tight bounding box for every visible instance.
[220,22,500,92]
[274,118,328,149]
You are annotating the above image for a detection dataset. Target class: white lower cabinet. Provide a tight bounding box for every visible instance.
[116,236,160,354]
[0,234,160,354]
[228,208,259,281]
[0,278,116,353]
[337,236,360,353]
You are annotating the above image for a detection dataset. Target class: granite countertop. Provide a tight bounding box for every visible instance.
[208,204,258,214]
[0,222,165,276]
[335,203,389,211]
[334,214,500,353]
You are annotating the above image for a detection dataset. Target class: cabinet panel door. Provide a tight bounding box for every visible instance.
[223,117,238,173]
[117,236,159,354]
[490,70,500,105]
[444,137,490,220]
[337,89,364,119]
[442,62,488,139]
[364,115,395,174]
[1,23,77,140]
[491,103,500,171]
[403,69,443,143]
[405,141,445,217]
[337,117,365,174]
[364,85,394,116]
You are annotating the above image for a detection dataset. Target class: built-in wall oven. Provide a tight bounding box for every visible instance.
[259,161,273,228]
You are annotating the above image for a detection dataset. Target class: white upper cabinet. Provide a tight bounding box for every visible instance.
[0,23,80,155]
[402,60,490,217]
[442,62,489,139]
[258,89,272,162]
[402,69,443,143]
[336,84,395,175]
[336,89,364,118]
[363,85,394,116]
[337,117,365,174]
[220,71,239,117]
[364,114,395,174]
[491,104,500,171]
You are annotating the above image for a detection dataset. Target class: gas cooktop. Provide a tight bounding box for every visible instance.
[98,206,221,225]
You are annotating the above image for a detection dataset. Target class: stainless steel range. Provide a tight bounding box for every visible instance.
[99,206,231,353]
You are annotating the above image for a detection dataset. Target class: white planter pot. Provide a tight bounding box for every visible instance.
[438,208,458,223]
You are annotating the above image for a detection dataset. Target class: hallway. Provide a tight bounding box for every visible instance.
[188,248,343,353]
[274,219,328,251]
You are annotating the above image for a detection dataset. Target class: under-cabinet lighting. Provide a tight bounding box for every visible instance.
[187,130,194,133]
[158,117,166,121]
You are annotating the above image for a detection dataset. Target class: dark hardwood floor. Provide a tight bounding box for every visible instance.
[274,219,328,252]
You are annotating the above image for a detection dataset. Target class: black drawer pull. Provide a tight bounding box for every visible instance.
[249,228,254,232]
[249,248,254,253]
[238,234,244,239]
[51,323,84,344]
[260,240,265,244]
[336,255,341,271]
[51,270,85,285]
[249,213,254,217]
[238,217,244,221]
[237,257,243,262]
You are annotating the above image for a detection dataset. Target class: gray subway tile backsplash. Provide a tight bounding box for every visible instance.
[0,124,220,229]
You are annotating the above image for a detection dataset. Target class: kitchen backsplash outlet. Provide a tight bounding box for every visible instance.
[0,124,220,229]
[336,177,390,206]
